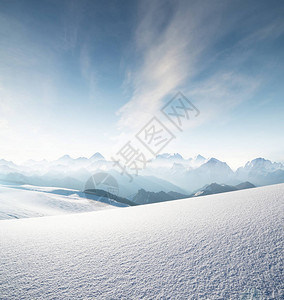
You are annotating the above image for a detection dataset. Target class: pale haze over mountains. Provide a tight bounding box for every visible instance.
[0,153,283,198]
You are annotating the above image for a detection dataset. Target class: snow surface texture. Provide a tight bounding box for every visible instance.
[0,184,283,299]
[0,183,115,220]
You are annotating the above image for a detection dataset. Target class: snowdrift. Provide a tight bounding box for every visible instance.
[0,183,114,220]
[0,184,283,299]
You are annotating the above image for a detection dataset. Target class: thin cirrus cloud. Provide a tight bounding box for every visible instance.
[117,0,205,131]
[117,0,283,134]
[0,0,283,164]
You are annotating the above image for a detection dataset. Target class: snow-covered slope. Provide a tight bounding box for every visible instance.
[0,183,115,220]
[0,184,283,299]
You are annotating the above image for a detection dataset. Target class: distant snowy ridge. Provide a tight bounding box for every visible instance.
[131,181,255,204]
[0,153,283,195]
[192,181,256,197]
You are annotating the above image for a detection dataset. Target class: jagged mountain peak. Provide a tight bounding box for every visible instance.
[207,157,219,163]
[156,153,183,160]
[196,157,234,176]
[246,157,269,166]
[244,157,283,171]
[205,157,226,165]
[58,154,72,160]
[194,154,206,161]
[89,152,105,161]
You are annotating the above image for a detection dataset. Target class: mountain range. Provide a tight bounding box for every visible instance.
[147,155,284,191]
[0,153,283,198]
[131,182,256,205]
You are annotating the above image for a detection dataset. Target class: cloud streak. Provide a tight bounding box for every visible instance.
[117,0,226,129]
[117,0,283,133]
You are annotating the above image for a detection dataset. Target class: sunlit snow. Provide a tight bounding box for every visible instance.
[0,184,283,299]
[0,182,115,220]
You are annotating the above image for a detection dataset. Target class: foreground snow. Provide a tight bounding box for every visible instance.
[0,182,115,220]
[0,184,283,299]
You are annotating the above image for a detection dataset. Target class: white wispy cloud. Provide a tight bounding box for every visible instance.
[79,43,97,99]
[185,72,261,129]
[117,0,222,131]
[61,0,87,51]
[117,0,282,134]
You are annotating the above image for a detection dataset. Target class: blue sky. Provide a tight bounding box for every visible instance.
[0,0,283,168]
